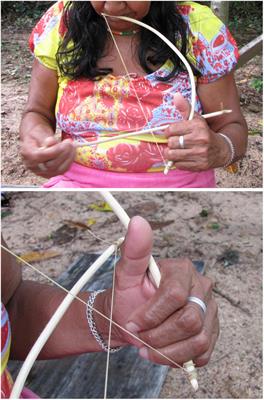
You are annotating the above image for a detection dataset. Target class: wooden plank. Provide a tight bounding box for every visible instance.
[236,35,263,69]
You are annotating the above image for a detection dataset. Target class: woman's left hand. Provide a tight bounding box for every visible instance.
[164,93,230,171]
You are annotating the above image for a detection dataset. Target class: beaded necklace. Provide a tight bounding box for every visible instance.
[110,29,140,36]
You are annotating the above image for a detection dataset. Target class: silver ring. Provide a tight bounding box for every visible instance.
[179,135,185,149]
[187,296,207,314]
[38,163,48,172]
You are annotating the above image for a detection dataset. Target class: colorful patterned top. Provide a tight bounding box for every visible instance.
[1,303,39,399]
[29,1,238,178]
[1,303,13,398]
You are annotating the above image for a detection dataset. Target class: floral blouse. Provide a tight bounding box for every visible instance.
[29,1,239,173]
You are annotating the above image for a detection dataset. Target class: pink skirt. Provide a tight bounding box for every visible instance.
[43,162,216,188]
[21,387,39,398]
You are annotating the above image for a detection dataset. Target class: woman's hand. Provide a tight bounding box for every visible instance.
[19,60,76,178]
[97,216,219,368]
[21,135,76,178]
[163,93,230,171]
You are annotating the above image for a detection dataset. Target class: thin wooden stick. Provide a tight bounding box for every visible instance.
[75,125,169,147]
[203,109,232,118]
[75,109,232,148]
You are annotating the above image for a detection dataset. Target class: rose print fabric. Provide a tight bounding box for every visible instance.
[29,1,238,183]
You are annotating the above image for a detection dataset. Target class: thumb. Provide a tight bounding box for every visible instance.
[174,92,191,120]
[41,136,58,149]
[115,216,153,290]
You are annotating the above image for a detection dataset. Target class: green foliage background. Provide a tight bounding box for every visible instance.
[2,1,55,20]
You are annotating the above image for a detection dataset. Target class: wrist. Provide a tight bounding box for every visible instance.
[92,289,127,348]
[20,120,55,144]
[217,133,235,167]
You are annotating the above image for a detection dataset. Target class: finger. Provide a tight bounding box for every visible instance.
[126,258,194,333]
[164,116,205,138]
[194,321,219,367]
[30,141,74,165]
[138,273,211,348]
[115,216,153,291]
[44,142,76,171]
[138,303,204,348]
[139,297,217,366]
[173,93,191,120]
[165,148,197,162]
[193,298,219,367]
[24,144,63,165]
[57,149,76,173]
[167,133,193,150]
[40,136,58,149]
[191,274,213,306]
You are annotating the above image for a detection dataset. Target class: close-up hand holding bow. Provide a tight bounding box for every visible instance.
[97,216,218,368]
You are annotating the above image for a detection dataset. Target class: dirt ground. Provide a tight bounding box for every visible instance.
[1,31,263,188]
[1,191,262,398]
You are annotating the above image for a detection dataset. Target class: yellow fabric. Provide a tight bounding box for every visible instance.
[32,1,68,70]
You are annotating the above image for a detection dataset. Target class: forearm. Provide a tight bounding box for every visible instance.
[20,59,59,145]
[212,120,248,167]
[198,74,248,167]
[7,281,120,360]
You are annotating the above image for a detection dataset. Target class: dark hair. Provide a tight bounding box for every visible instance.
[56,1,191,81]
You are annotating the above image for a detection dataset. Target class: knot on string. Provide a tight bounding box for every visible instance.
[114,237,124,248]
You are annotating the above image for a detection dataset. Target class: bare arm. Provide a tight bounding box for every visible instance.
[20,59,58,146]
[198,72,248,161]
[20,59,75,178]
[2,236,109,360]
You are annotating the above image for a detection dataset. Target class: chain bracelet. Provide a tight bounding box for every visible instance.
[86,290,122,353]
[219,133,236,167]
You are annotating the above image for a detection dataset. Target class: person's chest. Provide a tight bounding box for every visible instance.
[96,35,155,77]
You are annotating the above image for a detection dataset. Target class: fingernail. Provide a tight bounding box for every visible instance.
[125,322,140,333]
[139,347,149,359]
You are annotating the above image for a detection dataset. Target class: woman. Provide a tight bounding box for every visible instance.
[20,1,247,187]
[2,217,218,398]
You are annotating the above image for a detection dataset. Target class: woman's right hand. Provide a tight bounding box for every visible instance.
[96,216,218,368]
[21,135,76,178]
[19,60,76,178]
